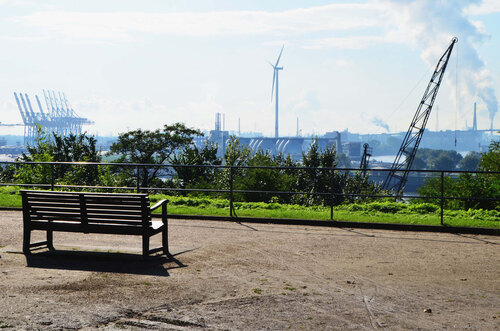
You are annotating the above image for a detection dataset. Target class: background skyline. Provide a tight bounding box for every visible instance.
[1,0,499,137]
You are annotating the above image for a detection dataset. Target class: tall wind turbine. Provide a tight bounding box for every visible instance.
[270,45,284,138]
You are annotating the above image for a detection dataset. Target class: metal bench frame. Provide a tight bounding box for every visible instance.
[21,190,169,257]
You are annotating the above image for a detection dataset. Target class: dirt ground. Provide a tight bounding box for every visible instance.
[0,210,499,330]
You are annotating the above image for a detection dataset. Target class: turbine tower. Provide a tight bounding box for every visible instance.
[270,45,284,138]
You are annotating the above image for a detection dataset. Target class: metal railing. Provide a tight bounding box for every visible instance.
[0,161,499,227]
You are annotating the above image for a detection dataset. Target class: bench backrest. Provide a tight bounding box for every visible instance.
[21,190,151,228]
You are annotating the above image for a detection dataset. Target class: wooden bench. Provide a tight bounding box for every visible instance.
[21,190,169,257]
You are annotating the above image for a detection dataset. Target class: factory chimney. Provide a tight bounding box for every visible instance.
[215,113,221,131]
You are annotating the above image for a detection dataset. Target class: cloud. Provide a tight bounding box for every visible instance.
[13,3,388,42]
[302,35,395,50]
[288,89,321,115]
[465,0,500,15]
[385,0,498,129]
[74,89,229,135]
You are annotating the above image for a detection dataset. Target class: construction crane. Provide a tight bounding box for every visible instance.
[382,37,458,194]
[359,143,372,176]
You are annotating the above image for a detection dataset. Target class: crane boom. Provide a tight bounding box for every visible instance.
[382,37,457,194]
[14,92,27,124]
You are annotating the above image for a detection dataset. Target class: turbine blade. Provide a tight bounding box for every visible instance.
[268,61,275,68]
[275,45,284,67]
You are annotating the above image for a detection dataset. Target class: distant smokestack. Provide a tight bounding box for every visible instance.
[238,117,241,136]
[473,102,477,131]
[215,113,221,131]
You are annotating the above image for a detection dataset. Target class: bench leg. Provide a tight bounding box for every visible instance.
[46,230,54,250]
[23,227,31,255]
[162,227,169,256]
[142,235,150,257]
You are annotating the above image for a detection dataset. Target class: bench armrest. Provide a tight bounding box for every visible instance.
[150,199,168,212]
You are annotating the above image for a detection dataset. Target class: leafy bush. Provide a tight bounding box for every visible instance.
[407,203,440,214]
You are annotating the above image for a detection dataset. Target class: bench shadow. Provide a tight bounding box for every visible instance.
[25,250,187,277]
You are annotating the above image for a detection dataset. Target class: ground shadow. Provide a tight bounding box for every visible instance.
[25,249,188,276]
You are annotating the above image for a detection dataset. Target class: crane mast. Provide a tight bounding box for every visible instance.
[382,37,457,194]
[360,143,372,176]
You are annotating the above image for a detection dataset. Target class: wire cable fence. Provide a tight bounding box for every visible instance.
[0,161,499,227]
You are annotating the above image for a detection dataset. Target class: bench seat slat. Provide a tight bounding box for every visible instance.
[30,211,82,219]
[29,217,146,226]
[29,216,82,222]
[87,219,146,225]
[80,204,143,210]
[24,191,147,197]
[86,209,144,215]
[29,205,81,212]
[30,212,146,221]
[25,195,146,204]
[86,214,145,220]
[85,197,145,203]
[29,204,145,212]
[29,221,158,235]
[25,196,81,203]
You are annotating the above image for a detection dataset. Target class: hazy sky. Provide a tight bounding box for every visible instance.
[1,0,499,137]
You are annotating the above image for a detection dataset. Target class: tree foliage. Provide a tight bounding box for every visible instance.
[458,152,481,171]
[221,138,382,206]
[415,148,463,170]
[418,140,500,210]
[172,142,222,189]
[479,140,500,172]
[108,123,202,187]
[11,129,102,186]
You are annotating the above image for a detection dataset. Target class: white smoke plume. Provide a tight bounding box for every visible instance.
[386,0,498,130]
[372,115,390,132]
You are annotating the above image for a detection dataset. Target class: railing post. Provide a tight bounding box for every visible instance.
[136,166,140,193]
[330,169,334,221]
[440,171,444,226]
[50,164,55,191]
[229,166,234,218]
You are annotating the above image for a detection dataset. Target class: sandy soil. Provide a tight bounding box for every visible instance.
[0,210,499,330]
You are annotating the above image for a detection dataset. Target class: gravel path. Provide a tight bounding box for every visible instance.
[0,210,499,330]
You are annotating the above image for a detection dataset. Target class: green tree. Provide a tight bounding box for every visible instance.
[429,153,456,170]
[337,153,352,168]
[418,140,500,210]
[172,142,222,189]
[458,152,481,171]
[298,141,343,206]
[14,131,54,185]
[411,155,427,170]
[235,151,297,203]
[416,148,463,170]
[108,123,202,187]
[479,140,500,172]
[15,129,102,186]
[224,136,251,167]
[218,137,251,195]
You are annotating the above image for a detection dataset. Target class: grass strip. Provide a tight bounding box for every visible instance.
[0,187,498,229]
